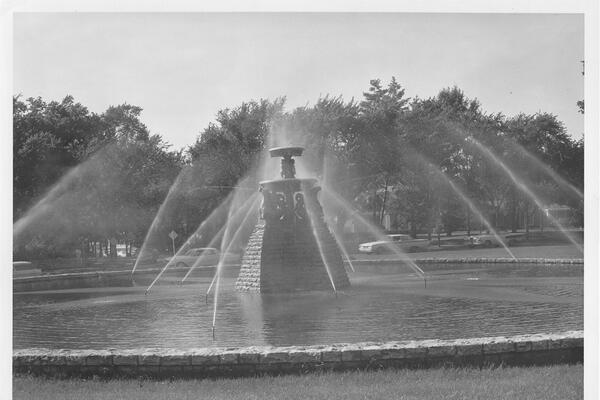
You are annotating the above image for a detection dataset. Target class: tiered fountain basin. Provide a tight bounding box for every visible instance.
[13,260,583,378]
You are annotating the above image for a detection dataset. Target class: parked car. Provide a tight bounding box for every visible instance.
[163,248,240,268]
[359,234,429,254]
[505,233,527,246]
[13,261,42,277]
[468,235,502,248]
[430,236,470,249]
[116,244,138,257]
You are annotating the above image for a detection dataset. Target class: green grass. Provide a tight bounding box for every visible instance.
[13,364,583,400]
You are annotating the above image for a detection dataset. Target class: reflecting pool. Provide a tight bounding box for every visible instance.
[13,263,582,349]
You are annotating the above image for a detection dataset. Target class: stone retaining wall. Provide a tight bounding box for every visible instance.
[13,331,582,379]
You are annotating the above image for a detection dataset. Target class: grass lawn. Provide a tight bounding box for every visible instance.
[13,364,583,400]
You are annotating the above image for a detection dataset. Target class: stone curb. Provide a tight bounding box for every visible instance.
[350,258,583,265]
[13,257,582,287]
[13,331,583,379]
[13,265,227,283]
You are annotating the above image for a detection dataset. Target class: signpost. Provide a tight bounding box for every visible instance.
[169,230,178,256]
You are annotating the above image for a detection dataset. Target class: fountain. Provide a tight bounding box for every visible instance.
[235,147,350,293]
[12,141,583,378]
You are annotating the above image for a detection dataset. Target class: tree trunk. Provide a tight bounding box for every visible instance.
[494,206,499,230]
[511,194,518,232]
[466,209,471,236]
[379,176,389,227]
[525,203,530,236]
[372,187,378,221]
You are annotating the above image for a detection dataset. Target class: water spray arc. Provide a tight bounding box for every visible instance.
[13,141,119,239]
[143,192,257,294]
[320,186,427,286]
[313,152,356,273]
[303,188,339,297]
[205,194,261,301]
[132,167,209,276]
[444,178,516,259]
[406,151,517,260]
[331,230,356,273]
[210,193,261,339]
[180,193,260,285]
[469,138,583,253]
[506,140,583,200]
[179,266,196,285]
[13,165,85,239]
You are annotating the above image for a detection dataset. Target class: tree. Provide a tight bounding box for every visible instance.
[13,95,102,219]
[13,95,184,259]
[356,78,410,224]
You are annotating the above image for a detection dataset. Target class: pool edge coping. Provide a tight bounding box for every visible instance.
[13,330,583,378]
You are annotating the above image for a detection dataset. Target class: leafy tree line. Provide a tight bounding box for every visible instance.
[187,79,583,241]
[13,95,183,259]
[13,80,583,259]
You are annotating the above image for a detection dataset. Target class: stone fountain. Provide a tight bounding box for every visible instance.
[235,147,350,293]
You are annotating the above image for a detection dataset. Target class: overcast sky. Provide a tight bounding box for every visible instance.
[13,13,584,149]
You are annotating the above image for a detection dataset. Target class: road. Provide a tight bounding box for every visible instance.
[352,244,583,261]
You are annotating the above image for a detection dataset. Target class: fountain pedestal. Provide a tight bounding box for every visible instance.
[235,147,350,293]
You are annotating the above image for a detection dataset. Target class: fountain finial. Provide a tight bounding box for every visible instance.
[269,146,304,179]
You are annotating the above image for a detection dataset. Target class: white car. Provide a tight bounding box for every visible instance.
[359,234,429,254]
[468,235,502,248]
[165,248,239,268]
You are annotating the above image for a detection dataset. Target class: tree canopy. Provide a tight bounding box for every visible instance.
[13,78,584,259]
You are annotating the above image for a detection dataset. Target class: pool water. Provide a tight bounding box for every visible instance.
[13,263,582,350]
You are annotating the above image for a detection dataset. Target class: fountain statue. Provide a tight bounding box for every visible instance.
[235,147,350,293]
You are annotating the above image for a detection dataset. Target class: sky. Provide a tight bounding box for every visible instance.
[13,13,585,150]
